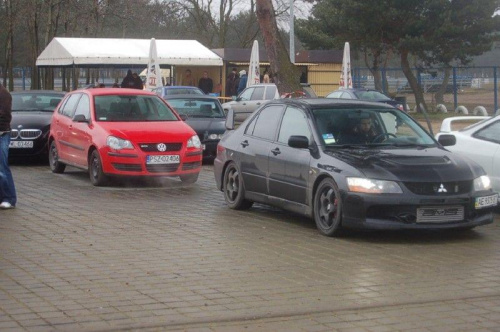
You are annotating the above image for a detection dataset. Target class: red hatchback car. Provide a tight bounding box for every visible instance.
[49,88,202,186]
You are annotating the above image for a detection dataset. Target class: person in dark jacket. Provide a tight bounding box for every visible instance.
[237,70,248,95]
[0,83,16,209]
[198,71,213,94]
[225,68,239,97]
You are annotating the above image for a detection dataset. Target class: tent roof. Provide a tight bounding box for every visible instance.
[36,37,223,67]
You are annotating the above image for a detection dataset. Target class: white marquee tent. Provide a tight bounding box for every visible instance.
[36,37,223,67]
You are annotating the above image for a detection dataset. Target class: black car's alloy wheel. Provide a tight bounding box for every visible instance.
[89,150,108,186]
[223,162,253,210]
[49,141,66,174]
[314,178,343,236]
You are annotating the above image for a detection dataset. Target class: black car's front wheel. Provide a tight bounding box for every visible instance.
[49,141,66,174]
[223,162,253,210]
[314,178,343,236]
[89,150,108,186]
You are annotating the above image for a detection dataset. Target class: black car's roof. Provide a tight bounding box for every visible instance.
[162,94,220,101]
[267,98,396,109]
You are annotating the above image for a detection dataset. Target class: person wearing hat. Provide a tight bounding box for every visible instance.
[237,69,248,95]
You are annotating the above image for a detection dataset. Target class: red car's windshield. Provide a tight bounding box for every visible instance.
[94,95,178,122]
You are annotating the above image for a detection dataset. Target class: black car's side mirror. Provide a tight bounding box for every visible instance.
[73,114,89,123]
[179,114,188,121]
[437,134,456,147]
[288,135,309,149]
[225,109,235,130]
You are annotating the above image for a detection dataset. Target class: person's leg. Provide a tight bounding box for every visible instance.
[0,133,17,207]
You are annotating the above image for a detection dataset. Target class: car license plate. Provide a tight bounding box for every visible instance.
[9,141,34,148]
[146,155,180,165]
[475,194,498,209]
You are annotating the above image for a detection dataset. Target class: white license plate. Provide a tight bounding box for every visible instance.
[475,194,498,209]
[9,141,34,148]
[146,155,180,165]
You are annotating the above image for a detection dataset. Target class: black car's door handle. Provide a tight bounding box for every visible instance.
[271,147,281,155]
[241,140,249,147]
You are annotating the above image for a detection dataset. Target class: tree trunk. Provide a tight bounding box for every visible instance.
[364,50,382,91]
[434,67,451,105]
[5,0,14,90]
[256,0,301,95]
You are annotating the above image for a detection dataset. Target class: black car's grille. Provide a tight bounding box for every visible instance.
[10,129,42,139]
[112,163,142,172]
[146,163,180,173]
[182,161,201,170]
[139,143,182,152]
[404,181,472,196]
[19,129,42,139]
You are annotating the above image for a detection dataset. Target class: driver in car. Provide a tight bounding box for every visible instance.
[342,117,378,144]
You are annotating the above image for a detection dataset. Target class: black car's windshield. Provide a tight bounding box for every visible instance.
[94,95,178,122]
[165,88,204,95]
[167,98,225,118]
[313,107,436,147]
[12,93,64,112]
[353,90,391,101]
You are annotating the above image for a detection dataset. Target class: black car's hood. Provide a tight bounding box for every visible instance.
[11,111,53,129]
[185,117,226,138]
[325,147,484,182]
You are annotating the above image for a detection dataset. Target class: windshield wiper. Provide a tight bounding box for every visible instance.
[377,143,432,149]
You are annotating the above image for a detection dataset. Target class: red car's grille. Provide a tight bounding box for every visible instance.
[112,163,142,172]
[139,143,182,152]
[146,163,180,173]
[182,161,202,170]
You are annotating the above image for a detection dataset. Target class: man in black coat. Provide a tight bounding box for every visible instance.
[0,83,17,209]
[198,71,213,94]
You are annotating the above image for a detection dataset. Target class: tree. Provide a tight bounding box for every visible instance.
[297,0,500,113]
[256,0,301,94]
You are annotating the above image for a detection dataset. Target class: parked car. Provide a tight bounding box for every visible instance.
[222,83,317,124]
[10,90,66,159]
[49,88,202,186]
[163,94,226,161]
[326,88,405,111]
[153,86,205,98]
[214,99,497,236]
[436,115,500,203]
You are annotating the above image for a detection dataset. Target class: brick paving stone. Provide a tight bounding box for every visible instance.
[1,164,500,331]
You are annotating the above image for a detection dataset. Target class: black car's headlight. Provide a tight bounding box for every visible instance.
[208,133,223,140]
[473,175,491,191]
[347,177,403,194]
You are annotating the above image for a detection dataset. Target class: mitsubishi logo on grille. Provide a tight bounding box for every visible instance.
[157,143,167,152]
[437,183,447,193]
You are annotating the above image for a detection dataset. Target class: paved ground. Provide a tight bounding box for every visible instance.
[1,163,499,332]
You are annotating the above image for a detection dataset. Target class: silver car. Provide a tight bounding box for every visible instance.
[222,83,279,123]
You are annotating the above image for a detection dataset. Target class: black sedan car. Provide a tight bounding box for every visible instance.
[163,94,225,161]
[326,88,405,111]
[214,99,497,236]
[10,90,65,159]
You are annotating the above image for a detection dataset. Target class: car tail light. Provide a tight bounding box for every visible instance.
[217,144,225,155]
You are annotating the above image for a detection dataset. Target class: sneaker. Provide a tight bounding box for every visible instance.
[0,202,15,209]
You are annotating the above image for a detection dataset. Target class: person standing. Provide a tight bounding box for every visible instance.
[121,70,135,88]
[226,68,239,97]
[183,69,196,86]
[237,70,248,95]
[263,69,270,83]
[0,83,16,209]
[198,71,213,94]
[131,72,144,89]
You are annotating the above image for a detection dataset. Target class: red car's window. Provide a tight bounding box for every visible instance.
[94,95,178,122]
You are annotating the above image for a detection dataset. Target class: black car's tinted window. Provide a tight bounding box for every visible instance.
[167,98,225,118]
[12,93,64,112]
[265,86,277,100]
[60,94,81,118]
[474,120,500,144]
[73,94,90,120]
[251,105,284,140]
[251,87,265,100]
[278,107,311,144]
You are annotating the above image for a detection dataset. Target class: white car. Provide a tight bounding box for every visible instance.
[436,115,500,202]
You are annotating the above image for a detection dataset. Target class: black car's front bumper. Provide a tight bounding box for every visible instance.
[341,191,496,230]
[9,133,49,158]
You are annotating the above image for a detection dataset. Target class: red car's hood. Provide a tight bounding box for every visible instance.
[97,121,195,143]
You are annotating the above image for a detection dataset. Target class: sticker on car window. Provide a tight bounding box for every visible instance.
[323,133,336,144]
